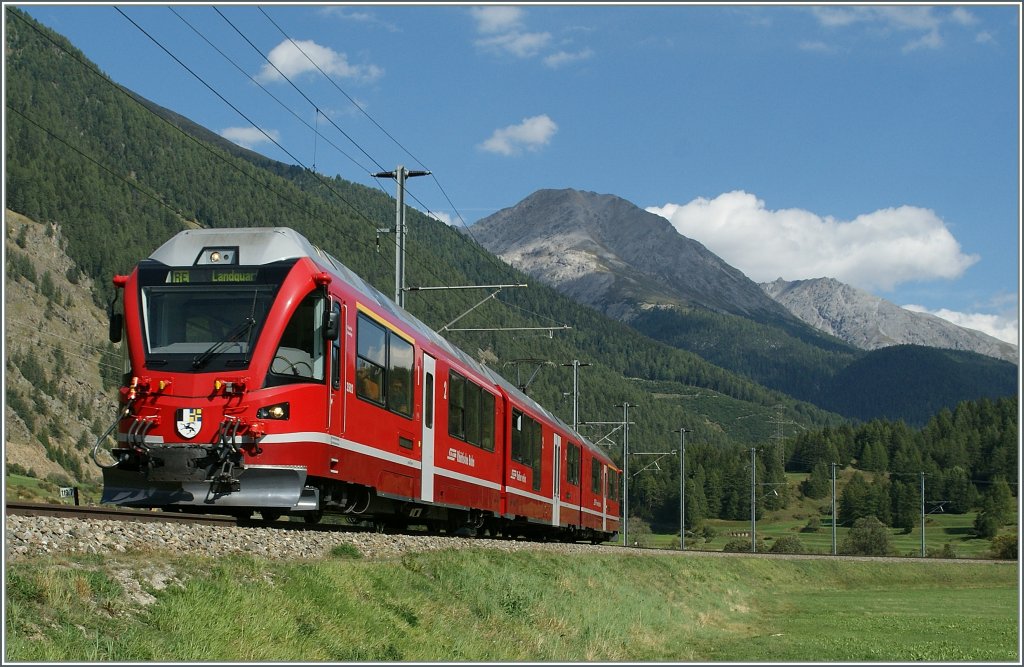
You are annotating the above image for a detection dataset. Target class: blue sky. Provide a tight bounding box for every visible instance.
[14,3,1021,346]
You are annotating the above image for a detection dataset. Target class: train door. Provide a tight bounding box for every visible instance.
[552,433,562,527]
[420,353,436,502]
[329,301,345,434]
[601,465,608,533]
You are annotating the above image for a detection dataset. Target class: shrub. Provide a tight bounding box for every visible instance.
[839,516,892,556]
[722,539,751,553]
[722,538,768,553]
[770,535,806,554]
[800,516,821,533]
[45,472,73,488]
[990,534,1018,560]
[974,512,999,539]
[7,462,29,477]
[627,517,653,548]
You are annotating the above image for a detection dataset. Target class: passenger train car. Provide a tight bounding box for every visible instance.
[98,227,620,542]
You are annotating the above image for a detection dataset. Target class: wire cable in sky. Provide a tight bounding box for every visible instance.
[171,6,383,184]
[254,5,518,285]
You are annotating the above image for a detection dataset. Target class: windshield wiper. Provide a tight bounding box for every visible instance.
[192,317,255,369]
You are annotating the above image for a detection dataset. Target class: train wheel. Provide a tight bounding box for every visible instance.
[303,511,323,525]
[260,510,283,523]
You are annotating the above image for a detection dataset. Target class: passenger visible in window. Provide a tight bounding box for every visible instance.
[389,376,410,415]
[356,364,382,403]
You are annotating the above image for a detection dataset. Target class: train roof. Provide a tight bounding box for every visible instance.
[148,227,615,467]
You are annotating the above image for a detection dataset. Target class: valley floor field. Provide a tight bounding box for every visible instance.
[4,547,1018,662]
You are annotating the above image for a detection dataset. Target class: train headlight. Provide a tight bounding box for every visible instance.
[257,403,290,420]
[195,246,237,265]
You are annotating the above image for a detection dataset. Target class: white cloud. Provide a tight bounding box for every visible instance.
[471,6,591,64]
[949,8,979,27]
[256,39,383,83]
[808,6,981,53]
[220,126,279,149]
[647,191,979,292]
[426,210,456,226]
[544,48,594,68]
[903,304,1019,346]
[478,115,558,156]
[798,40,834,53]
[476,31,552,58]
[318,7,399,32]
[811,6,941,32]
[470,6,524,34]
[902,30,943,53]
[976,31,996,45]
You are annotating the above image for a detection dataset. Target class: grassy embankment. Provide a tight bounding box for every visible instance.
[4,546,1018,662]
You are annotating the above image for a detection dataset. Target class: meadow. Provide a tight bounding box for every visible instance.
[4,546,1018,662]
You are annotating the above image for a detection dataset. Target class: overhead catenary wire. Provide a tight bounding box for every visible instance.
[133,4,531,311]
[180,6,514,320]
[254,5,523,287]
[114,7,383,236]
[6,9,384,264]
[213,6,387,176]
[170,6,384,184]
[9,8,454,338]
[111,6,476,327]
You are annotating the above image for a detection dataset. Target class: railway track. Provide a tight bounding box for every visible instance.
[5,501,240,526]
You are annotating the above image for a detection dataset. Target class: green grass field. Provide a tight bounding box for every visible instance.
[4,548,1018,662]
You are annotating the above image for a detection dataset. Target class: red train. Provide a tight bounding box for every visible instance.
[98,227,620,542]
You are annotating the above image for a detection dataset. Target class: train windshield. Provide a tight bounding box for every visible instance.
[141,286,276,371]
[136,262,292,372]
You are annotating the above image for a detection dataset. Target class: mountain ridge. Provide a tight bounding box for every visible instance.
[761,277,1017,364]
[468,187,1017,417]
[470,188,799,324]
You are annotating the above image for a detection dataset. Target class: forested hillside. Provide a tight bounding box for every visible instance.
[4,6,838,514]
[785,396,1017,536]
[3,7,1017,530]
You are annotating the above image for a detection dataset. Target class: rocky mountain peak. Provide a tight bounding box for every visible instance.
[761,277,1018,363]
[470,189,793,322]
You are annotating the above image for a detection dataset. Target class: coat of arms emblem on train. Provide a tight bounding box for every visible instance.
[176,408,203,439]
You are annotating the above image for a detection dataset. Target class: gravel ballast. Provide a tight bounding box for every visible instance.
[4,514,636,561]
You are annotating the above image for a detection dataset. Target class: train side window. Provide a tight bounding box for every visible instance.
[567,443,581,486]
[425,373,434,428]
[448,371,495,451]
[529,419,542,491]
[271,291,325,383]
[465,381,481,446]
[511,409,525,463]
[480,391,495,452]
[591,460,601,494]
[356,314,386,405]
[355,312,414,418]
[387,335,413,417]
[449,371,466,439]
[608,469,619,501]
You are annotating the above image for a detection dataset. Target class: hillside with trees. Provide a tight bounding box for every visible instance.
[3,7,1017,539]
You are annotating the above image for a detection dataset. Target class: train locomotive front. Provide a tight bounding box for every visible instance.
[99,228,340,518]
